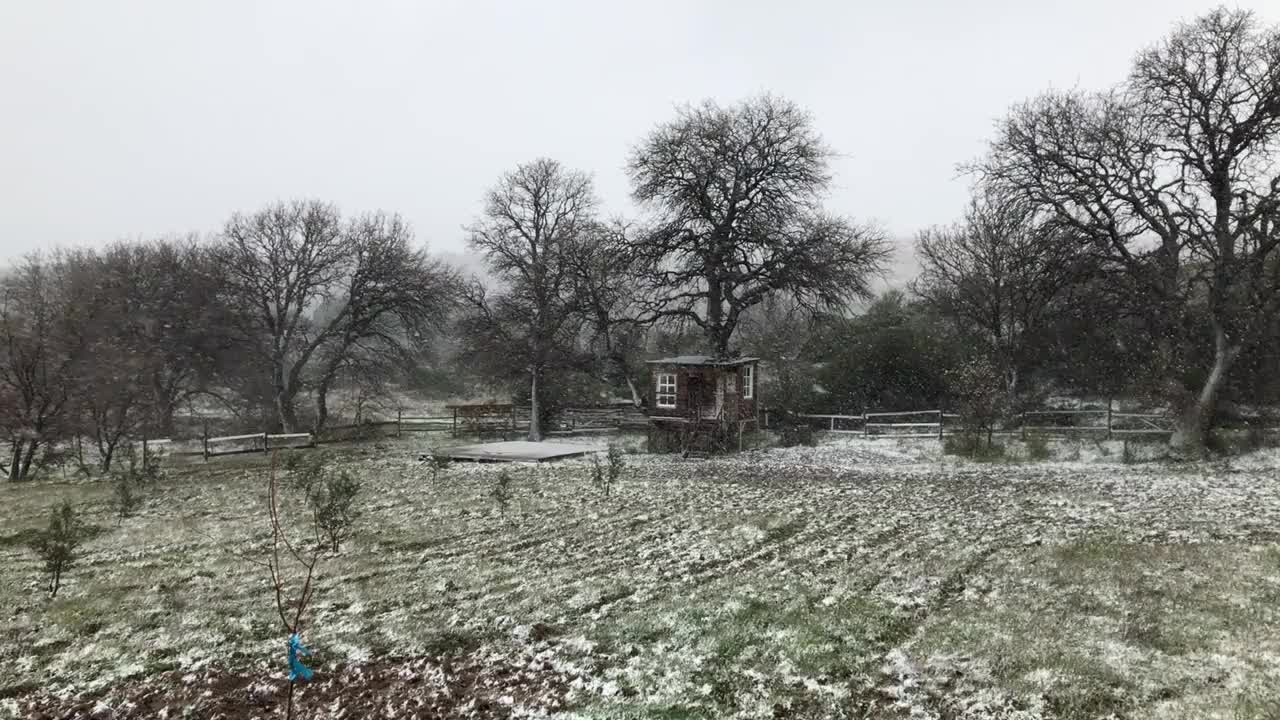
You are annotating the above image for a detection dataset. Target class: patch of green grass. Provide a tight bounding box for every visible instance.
[1234,688,1280,720]
[589,579,891,716]
[916,537,1280,717]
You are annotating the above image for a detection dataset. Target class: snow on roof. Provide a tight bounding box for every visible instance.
[645,355,760,366]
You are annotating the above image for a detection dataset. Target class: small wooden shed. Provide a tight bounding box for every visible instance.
[645,355,760,426]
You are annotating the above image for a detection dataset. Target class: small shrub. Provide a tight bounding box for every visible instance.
[1025,433,1051,461]
[29,500,84,598]
[606,445,625,495]
[310,470,361,553]
[590,453,606,494]
[289,452,328,501]
[122,443,166,486]
[490,470,513,518]
[111,472,142,524]
[588,447,625,499]
[426,454,452,483]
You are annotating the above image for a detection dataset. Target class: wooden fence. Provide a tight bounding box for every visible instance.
[202,431,316,459]
[136,404,649,462]
[766,405,1177,440]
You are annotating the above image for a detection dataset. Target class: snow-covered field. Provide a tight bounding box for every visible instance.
[3,437,1280,719]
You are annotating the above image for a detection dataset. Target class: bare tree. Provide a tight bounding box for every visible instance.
[977,8,1280,451]
[0,254,90,480]
[102,238,235,438]
[569,222,648,406]
[309,213,458,431]
[913,190,1093,399]
[627,95,891,358]
[466,159,597,440]
[220,201,454,432]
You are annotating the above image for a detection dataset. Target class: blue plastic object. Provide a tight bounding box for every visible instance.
[288,633,313,682]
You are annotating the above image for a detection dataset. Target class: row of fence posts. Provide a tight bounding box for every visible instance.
[764,399,1128,441]
[199,423,316,462]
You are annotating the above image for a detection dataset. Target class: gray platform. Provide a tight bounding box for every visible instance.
[433,440,604,463]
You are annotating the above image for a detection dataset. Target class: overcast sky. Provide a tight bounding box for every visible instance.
[2,1,1274,281]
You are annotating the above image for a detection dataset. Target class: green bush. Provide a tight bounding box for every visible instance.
[311,469,362,553]
[288,451,328,500]
[491,470,513,517]
[426,453,453,483]
[29,500,85,598]
[111,472,142,524]
[589,446,626,499]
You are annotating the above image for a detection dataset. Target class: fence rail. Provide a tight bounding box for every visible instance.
[771,404,1179,440]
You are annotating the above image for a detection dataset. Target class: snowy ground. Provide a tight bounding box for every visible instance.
[2,437,1280,719]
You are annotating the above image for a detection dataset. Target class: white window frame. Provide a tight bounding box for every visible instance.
[656,373,677,408]
[743,364,754,399]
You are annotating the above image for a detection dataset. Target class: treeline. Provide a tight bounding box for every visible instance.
[3,7,1279,477]
[760,8,1280,453]
[0,205,458,480]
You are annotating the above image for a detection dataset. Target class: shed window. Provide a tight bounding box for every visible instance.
[656,373,677,408]
[743,364,754,399]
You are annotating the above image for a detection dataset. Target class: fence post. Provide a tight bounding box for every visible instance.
[142,437,149,471]
[1020,413,1026,441]
[937,410,944,441]
[831,416,836,432]
[263,431,269,454]
[1107,397,1113,440]
[863,411,869,438]
[452,407,458,438]
[202,422,209,462]
[397,409,402,438]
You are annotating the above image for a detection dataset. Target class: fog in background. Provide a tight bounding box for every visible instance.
[4,0,1271,287]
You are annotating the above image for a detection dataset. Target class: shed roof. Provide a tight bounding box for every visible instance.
[646,355,760,367]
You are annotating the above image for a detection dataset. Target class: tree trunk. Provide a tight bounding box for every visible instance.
[7,441,22,481]
[707,322,731,360]
[314,379,331,433]
[1169,322,1239,455]
[528,369,542,442]
[100,442,116,473]
[19,439,39,480]
[275,391,298,434]
[152,390,176,439]
[272,356,298,433]
[625,376,643,408]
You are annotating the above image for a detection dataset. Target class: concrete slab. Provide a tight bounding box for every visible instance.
[433,440,605,463]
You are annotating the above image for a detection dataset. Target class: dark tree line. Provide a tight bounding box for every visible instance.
[457,96,890,439]
[973,7,1280,451]
[1,205,458,480]
[7,9,1273,475]
[785,8,1280,453]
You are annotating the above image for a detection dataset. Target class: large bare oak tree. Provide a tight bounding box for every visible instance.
[977,8,1280,451]
[627,95,890,358]
[220,200,455,432]
[465,159,597,441]
[913,191,1094,399]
